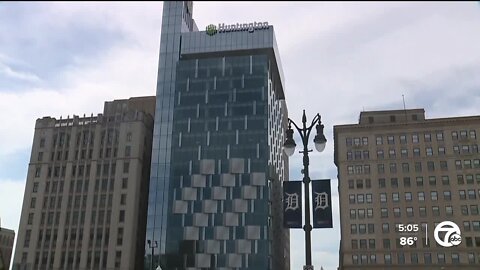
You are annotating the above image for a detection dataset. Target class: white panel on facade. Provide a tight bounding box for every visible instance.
[224,212,239,226]
[205,240,220,254]
[202,200,217,213]
[236,239,251,254]
[200,159,215,174]
[246,226,261,240]
[251,172,266,186]
[214,226,229,240]
[191,174,206,187]
[220,173,236,187]
[229,158,244,174]
[232,199,248,213]
[241,186,257,199]
[172,200,188,214]
[212,187,227,200]
[193,213,209,227]
[195,254,211,268]
[182,187,197,201]
[227,254,242,268]
[184,227,199,240]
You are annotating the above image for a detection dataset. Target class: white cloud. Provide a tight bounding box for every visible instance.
[0,62,41,83]
[0,4,162,157]
[0,179,24,231]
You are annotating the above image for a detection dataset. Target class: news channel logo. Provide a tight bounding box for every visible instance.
[434,221,462,247]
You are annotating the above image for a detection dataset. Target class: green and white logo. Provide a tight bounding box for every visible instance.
[206,24,217,36]
[206,21,269,36]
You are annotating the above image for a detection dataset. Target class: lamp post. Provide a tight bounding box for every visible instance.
[147,239,158,270]
[283,110,327,269]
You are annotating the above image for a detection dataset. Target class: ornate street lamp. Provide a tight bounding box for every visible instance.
[283,110,327,269]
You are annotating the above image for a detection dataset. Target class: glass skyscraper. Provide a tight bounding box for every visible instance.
[146,2,290,269]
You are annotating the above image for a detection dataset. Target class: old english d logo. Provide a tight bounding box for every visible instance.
[312,179,333,228]
[283,181,302,228]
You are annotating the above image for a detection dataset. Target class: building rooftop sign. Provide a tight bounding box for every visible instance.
[206,22,269,36]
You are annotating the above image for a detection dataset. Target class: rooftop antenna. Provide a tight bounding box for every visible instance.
[402,94,408,123]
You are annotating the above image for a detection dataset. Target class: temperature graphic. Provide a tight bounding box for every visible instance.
[400,236,418,246]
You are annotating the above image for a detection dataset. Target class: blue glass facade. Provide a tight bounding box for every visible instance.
[146,1,196,263]
[146,2,289,269]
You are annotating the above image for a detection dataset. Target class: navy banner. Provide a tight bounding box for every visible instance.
[312,179,333,228]
[283,181,303,228]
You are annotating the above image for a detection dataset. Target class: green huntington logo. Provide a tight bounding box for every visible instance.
[206,24,217,36]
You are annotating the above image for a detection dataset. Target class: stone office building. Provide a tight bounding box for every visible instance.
[335,109,480,269]
[12,97,155,270]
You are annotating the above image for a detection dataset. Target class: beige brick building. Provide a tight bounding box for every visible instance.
[12,96,155,270]
[335,109,480,269]
[0,225,15,270]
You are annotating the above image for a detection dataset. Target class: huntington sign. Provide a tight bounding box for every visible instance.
[206,22,269,36]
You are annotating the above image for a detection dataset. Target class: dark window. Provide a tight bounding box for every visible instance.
[440,161,448,170]
[452,131,458,140]
[346,138,352,146]
[362,137,368,145]
[403,177,411,187]
[416,177,424,187]
[419,207,427,217]
[356,179,363,189]
[35,167,41,178]
[119,210,125,223]
[442,176,449,185]
[351,240,358,249]
[412,134,419,143]
[365,179,371,188]
[436,132,444,141]
[39,138,45,147]
[378,178,386,188]
[382,223,389,233]
[424,133,431,142]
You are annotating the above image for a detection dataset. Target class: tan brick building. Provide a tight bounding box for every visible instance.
[12,97,155,270]
[0,225,15,270]
[335,109,480,269]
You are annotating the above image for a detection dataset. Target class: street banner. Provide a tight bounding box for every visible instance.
[312,179,333,228]
[283,181,302,228]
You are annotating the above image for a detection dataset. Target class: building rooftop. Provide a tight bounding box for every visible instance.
[335,108,480,129]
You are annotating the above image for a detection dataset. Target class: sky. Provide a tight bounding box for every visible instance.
[1,1,480,269]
